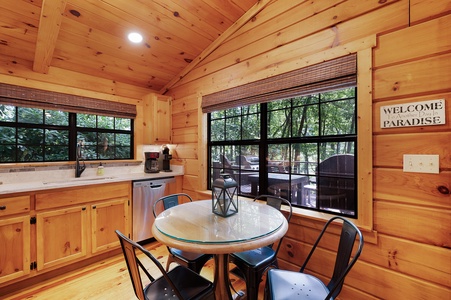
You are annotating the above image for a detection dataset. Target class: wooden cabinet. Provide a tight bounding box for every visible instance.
[34,182,130,272]
[36,206,88,271]
[0,182,131,286]
[0,195,31,285]
[91,198,128,253]
[142,93,172,144]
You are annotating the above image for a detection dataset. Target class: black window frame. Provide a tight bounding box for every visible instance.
[207,87,357,217]
[0,105,134,163]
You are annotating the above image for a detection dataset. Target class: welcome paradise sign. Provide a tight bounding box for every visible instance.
[380,99,446,129]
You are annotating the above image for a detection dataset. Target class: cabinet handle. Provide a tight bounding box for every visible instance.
[93,205,97,209]
[0,205,6,210]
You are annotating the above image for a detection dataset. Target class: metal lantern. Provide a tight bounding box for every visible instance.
[212,173,238,217]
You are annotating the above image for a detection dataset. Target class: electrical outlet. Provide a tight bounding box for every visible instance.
[403,154,439,174]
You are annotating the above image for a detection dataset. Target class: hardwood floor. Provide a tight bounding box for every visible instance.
[2,240,264,300]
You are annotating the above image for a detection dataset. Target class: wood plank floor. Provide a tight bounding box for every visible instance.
[2,240,265,300]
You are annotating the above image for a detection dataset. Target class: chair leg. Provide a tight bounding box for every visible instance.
[244,269,263,300]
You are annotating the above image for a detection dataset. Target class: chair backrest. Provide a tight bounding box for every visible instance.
[300,216,364,299]
[153,193,193,218]
[254,194,292,253]
[115,230,184,300]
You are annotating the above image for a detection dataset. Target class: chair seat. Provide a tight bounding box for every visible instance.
[267,269,330,300]
[169,247,211,262]
[145,265,214,300]
[230,246,276,268]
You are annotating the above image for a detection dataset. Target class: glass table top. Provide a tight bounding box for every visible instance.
[154,200,286,244]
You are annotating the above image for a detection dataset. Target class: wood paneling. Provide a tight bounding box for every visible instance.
[0,0,258,93]
[164,1,451,299]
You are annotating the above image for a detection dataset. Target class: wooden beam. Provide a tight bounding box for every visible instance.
[33,0,67,74]
[159,0,273,94]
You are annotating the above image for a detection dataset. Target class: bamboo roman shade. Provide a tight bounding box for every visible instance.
[0,83,136,118]
[202,54,357,113]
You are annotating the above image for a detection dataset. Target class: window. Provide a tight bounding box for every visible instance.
[0,104,133,162]
[208,87,357,217]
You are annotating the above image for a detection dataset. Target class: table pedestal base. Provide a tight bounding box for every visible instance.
[213,254,247,300]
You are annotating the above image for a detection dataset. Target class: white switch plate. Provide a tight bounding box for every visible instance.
[403,154,439,174]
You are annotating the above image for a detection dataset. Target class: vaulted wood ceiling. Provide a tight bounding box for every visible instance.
[0,0,259,94]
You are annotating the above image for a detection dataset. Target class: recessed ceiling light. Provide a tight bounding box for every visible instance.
[128,32,143,43]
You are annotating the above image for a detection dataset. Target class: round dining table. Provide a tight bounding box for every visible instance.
[151,199,288,300]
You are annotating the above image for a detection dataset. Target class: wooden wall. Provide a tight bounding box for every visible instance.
[166,1,451,299]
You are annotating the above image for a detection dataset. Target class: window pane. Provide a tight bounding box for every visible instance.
[211,119,225,141]
[18,107,43,124]
[225,116,240,141]
[18,128,43,144]
[77,114,96,128]
[18,145,42,162]
[115,118,131,130]
[321,100,355,135]
[0,126,16,143]
[45,129,69,145]
[116,146,131,159]
[292,104,319,137]
[77,132,96,159]
[242,113,260,140]
[0,145,15,162]
[268,144,290,173]
[291,143,318,175]
[98,115,114,129]
[116,133,131,146]
[225,107,241,117]
[98,132,114,158]
[268,109,291,139]
[0,105,15,122]
[45,146,69,161]
[45,110,68,126]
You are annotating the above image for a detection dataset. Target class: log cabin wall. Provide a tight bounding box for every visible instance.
[166,1,451,299]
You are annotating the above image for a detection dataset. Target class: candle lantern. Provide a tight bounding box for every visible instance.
[212,173,238,217]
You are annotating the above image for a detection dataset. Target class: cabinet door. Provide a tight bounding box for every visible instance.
[36,206,87,271]
[143,93,172,144]
[0,216,30,284]
[91,198,128,253]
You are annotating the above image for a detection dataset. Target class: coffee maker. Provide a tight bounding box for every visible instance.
[162,146,172,172]
[144,152,160,173]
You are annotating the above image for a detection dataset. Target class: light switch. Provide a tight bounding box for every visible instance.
[403,154,439,174]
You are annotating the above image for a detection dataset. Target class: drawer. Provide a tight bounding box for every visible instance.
[35,182,130,210]
[0,195,31,217]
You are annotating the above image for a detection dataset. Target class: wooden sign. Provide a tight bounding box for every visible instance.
[380,99,446,128]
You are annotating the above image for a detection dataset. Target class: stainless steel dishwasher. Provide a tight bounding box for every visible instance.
[132,177,175,242]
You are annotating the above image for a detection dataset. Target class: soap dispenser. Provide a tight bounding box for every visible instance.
[97,162,104,176]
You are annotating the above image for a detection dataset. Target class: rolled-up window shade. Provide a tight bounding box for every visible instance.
[202,54,357,113]
[0,83,136,118]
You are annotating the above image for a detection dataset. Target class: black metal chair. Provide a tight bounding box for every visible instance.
[265,216,364,300]
[229,195,292,300]
[115,230,215,300]
[153,193,213,274]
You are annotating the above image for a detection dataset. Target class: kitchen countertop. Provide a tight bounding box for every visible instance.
[0,168,184,195]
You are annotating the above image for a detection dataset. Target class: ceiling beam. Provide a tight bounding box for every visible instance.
[33,0,67,74]
[160,0,273,94]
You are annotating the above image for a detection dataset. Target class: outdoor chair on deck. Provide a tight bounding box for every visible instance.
[265,216,364,300]
[115,230,215,300]
[229,195,292,300]
[153,193,213,274]
[315,154,355,212]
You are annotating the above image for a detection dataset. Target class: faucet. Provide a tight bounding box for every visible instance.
[76,141,86,178]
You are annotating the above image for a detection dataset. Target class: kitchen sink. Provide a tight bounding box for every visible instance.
[43,176,117,185]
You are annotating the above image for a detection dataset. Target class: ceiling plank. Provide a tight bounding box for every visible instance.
[160,0,273,94]
[33,0,67,74]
